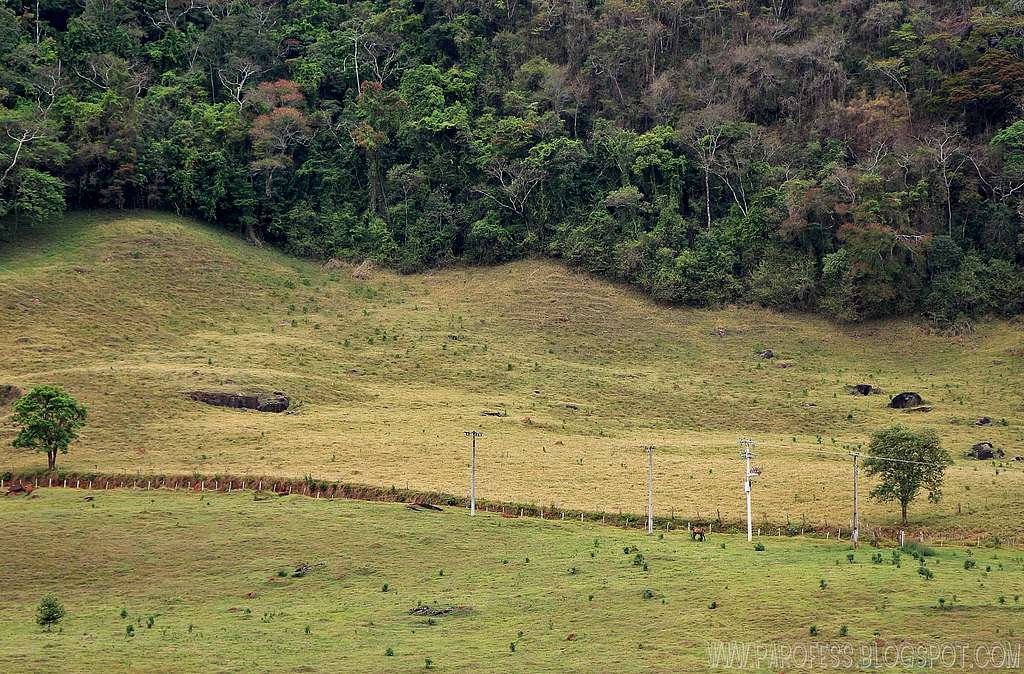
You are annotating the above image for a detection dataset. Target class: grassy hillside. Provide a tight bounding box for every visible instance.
[1,489,1022,672]
[1,212,1022,537]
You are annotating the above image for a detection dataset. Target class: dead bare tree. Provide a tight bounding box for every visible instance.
[218,59,264,106]
[473,159,546,216]
[920,125,968,236]
[1,126,46,187]
[32,60,65,112]
[143,0,209,33]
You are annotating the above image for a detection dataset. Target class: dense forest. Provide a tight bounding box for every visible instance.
[1,0,1024,323]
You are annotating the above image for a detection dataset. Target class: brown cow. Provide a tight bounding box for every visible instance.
[691,527,706,542]
[5,483,35,497]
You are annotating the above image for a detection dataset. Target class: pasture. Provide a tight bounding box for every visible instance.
[1,489,1022,672]
[1,212,1022,538]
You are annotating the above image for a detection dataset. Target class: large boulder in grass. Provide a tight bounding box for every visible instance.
[187,390,289,413]
[889,392,923,409]
[967,442,1004,460]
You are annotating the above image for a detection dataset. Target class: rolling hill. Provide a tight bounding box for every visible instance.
[1,212,1022,538]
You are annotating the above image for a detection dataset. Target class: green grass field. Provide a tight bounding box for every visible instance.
[1,489,1022,672]
[1,211,1023,538]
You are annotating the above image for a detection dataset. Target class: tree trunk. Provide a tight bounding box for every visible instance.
[48,450,56,471]
[704,168,711,230]
[245,219,262,246]
[901,502,908,525]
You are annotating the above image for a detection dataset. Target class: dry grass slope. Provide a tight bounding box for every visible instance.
[1,212,1022,538]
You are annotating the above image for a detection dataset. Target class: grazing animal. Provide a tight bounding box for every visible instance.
[691,527,706,542]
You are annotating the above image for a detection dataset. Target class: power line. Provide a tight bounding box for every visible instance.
[769,443,960,470]
[464,430,483,516]
[739,438,757,542]
[643,445,655,535]
[851,451,860,548]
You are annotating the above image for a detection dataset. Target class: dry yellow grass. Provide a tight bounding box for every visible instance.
[1,212,1022,538]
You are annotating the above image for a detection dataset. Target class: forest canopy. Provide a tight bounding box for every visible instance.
[1,0,1024,323]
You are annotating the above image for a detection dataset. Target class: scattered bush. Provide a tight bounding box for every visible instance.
[36,595,66,631]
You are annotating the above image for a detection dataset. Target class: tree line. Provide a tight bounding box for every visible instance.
[1,0,1023,323]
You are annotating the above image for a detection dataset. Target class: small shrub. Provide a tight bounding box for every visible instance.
[964,559,977,570]
[754,543,766,552]
[36,595,66,631]
[819,579,828,590]
[425,657,434,669]
[277,569,287,578]
[918,565,934,580]
[642,589,654,600]
[839,625,848,637]
[903,541,935,558]
[872,553,883,564]
[708,601,717,609]
[304,624,311,635]
[509,642,516,652]
[125,624,135,638]
[120,608,128,619]
[382,583,389,592]
[385,648,394,657]
[809,625,819,636]
[847,553,855,563]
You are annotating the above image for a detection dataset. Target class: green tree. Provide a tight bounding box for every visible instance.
[36,594,66,631]
[11,385,87,472]
[863,425,952,524]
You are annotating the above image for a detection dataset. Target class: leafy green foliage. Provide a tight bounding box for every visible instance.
[35,594,65,631]
[0,1,1021,321]
[10,386,87,472]
[864,426,953,524]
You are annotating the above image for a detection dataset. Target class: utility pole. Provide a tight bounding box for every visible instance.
[643,445,655,534]
[739,439,757,542]
[851,451,860,548]
[464,431,483,516]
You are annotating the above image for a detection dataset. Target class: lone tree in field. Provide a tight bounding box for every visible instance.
[11,385,87,471]
[863,425,952,524]
[36,594,66,631]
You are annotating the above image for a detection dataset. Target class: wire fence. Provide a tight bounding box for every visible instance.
[2,469,1019,549]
